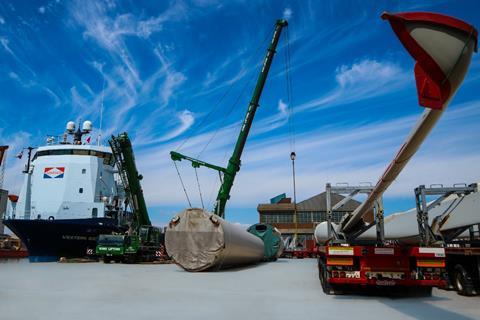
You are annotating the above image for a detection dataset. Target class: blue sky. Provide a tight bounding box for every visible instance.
[1,0,479,226]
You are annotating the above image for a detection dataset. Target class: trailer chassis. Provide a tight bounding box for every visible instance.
[318,183,447,295]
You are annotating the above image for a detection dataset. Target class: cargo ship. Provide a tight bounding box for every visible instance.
[3,121,132,262]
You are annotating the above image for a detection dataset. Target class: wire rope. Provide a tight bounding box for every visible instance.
[173,161,192,208]
[175,25,275,153]
[194,167,205,209]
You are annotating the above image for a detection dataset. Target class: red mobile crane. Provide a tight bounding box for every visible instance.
[315,12,478,295]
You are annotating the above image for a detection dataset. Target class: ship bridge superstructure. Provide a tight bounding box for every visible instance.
[11,121,127,223]
[14,143,121,221]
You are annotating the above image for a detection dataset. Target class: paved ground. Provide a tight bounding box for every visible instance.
[0,258,478,320]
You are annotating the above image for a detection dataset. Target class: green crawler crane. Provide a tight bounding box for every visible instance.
[96,133,164,263]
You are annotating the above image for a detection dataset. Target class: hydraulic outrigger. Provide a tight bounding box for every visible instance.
[170,19,288,218]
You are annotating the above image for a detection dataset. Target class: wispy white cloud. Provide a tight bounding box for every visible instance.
[66,0,189,140]
[277,99,288,115]
[72,1,187,51]
[7,71,62,107]
[153,45,187,106]
[296,58,409,112]
[0,16,5,25]
[156,110,195,143]
[335,59,400,88]
[8,71,21,82]
[195,47,257,96]
[0,37,15,57]
[134,109,195,146]
[192,0,224,8]
[283,7,293,20]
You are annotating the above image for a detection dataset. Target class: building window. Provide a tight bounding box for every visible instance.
[332,211,346,222]
[79,188,83,193]
[259,213,297,224]
[82,169,86,174]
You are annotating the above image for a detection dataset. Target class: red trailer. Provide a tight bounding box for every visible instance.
[318,244,446,295]
[282,239,318,258]
[317,184,447,295]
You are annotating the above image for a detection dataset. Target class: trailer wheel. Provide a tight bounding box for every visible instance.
[453,264,476,296]
[318,258,337,295]
[103,257,111,264]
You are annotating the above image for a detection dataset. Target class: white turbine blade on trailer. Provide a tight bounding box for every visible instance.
[355,195,458,244]
[354,187,480,243]
[342,12,478,233]
[434,189,480,233]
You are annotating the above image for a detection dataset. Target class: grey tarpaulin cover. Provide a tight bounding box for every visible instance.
[165,208,264,272]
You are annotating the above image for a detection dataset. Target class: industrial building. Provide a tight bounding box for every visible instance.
[257,192,372,247]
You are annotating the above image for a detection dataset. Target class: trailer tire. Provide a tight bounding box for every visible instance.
[318,258,338,295]
[453,264,476,296]
[103,257,111,264]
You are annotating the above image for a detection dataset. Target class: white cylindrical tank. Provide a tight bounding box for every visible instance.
[314,221,339,245]
[165,208,265,272]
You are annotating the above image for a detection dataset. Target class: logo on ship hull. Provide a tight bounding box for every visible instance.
[43,167,65,179]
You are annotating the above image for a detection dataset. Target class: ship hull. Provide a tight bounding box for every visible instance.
[3,218,126,262]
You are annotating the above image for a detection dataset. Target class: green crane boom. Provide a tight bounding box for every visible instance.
[171,19,288,218]
[109,133,151,227]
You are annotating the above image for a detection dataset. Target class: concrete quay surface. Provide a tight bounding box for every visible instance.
[0,258,479,320]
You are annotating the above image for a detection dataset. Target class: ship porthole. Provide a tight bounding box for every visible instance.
[48,216,55,221]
